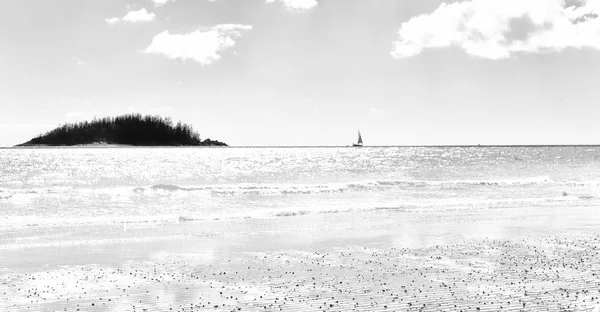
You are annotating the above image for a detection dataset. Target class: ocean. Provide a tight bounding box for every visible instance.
[1,146,599,230]
[3,146,600,311]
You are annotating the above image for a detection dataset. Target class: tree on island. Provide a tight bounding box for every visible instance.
[17,114,227,146]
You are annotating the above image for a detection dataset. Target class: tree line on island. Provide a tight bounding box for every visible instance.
[17,114,227,146]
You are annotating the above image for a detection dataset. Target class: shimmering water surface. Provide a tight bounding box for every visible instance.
[1,146,599,229]
[2,146,600,311]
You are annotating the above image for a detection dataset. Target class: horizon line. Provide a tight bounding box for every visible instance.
[222,144,600,148]
[3,144,600,149]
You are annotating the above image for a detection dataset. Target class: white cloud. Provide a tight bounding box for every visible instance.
[391,0,600,60]
[105,17,120,25]
[266,0,318,12]
[153,0,217,5]
[123,8,156,22]
[144,24,252,65]
[105,8,155,25]
[152,0,174,6]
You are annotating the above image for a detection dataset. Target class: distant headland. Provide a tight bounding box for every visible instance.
[16,114,227,147]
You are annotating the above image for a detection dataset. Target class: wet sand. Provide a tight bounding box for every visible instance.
[2,204,600,311]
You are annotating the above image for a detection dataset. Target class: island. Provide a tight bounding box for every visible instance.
[16,114,227,147]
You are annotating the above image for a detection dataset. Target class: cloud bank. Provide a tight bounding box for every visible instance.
[144,24,252,65]
[266,0,318,12]
[106,8,155,25]
[391,0,600,59]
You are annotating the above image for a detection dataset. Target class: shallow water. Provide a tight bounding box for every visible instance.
[2,207,600,311]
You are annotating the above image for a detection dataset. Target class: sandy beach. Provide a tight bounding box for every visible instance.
[3,202,600,312]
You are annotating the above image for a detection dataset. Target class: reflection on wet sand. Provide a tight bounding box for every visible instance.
[2,207,600,311]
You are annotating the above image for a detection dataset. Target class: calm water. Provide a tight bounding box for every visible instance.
[1,146,600,230]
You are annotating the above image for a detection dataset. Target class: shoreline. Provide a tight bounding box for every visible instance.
[2,206,600,310]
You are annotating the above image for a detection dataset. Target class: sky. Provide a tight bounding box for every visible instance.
[1,0,600,146]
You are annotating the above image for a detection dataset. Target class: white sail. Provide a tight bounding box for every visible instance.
[353,130,363,146]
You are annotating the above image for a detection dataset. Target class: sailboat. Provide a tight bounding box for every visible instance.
[352,130,363,147]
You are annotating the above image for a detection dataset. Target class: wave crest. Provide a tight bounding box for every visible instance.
[139,176,586,196]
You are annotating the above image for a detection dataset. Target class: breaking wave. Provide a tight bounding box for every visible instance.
[1,193,588,231]
[1,177,596,203]
[136,177,597,196]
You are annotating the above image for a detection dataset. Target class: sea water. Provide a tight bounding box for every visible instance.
[3,146,600,312]
[1,146,599,242]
